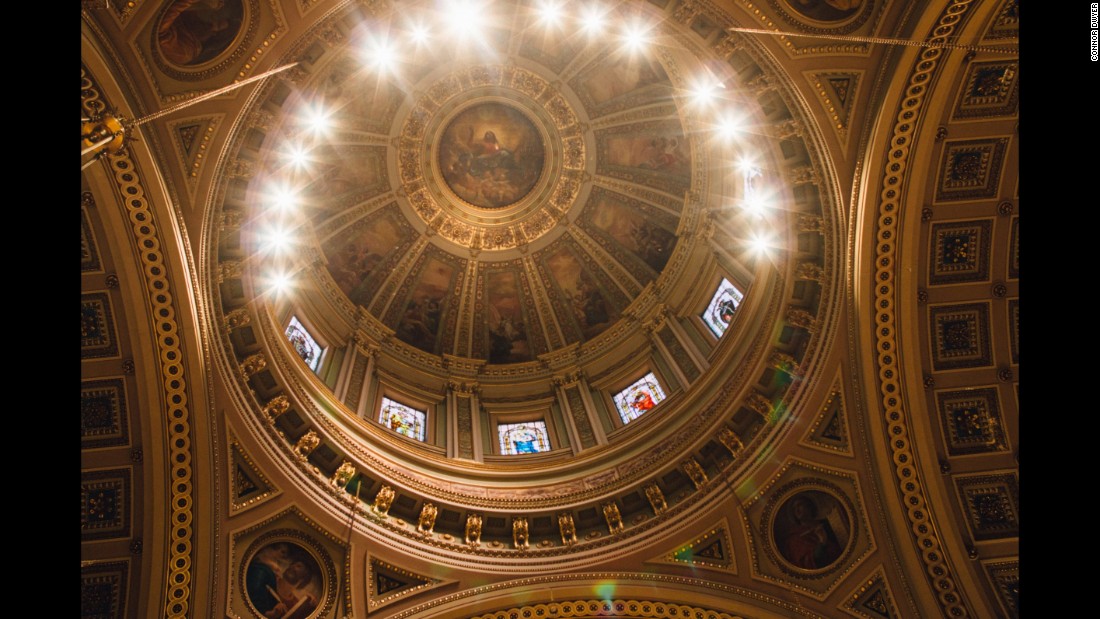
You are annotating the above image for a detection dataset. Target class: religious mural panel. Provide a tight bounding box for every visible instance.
[385,248,466,354]
[477,266,541,364]
[571,52,672,118]
[534,237,627,343]
[156,0,245,67]
[322,205,414,308]
[596,120,692,197]
[243,539,328,619]
[771,490,851,571]
[578,188,678,279]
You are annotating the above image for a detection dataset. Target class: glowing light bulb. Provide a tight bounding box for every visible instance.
[409,23,430,45]
[743,193,768,217]
[265,227,293,253]
[445,0,483,39]
[580,6,606,34]
[369,40,397,73]
[285,143,309,169]
[537,0,562,26]
[622,22,651,52]
[717,114,743,139]
[269,271,293,294]
[690,79,723,106]
[749,233,772,255]
[269,185,298,212]
[303,104,331,134]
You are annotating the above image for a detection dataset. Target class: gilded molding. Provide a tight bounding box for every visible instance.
[868,1,979,616]
[558,512,577,545]
[644,483,667,515]
[293,429,321,460]
[603,502,624,534]
[331,460,356,488]
[83,65,196,617]
[513,517,530,549]
[681,458,709,490]
[418,502,439,534]
[465,513,483,546]
[374,485,395,515]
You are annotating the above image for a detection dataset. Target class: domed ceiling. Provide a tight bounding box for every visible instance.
[233,2,772,365]
[82,0,1019,616]
[210,0,831,549]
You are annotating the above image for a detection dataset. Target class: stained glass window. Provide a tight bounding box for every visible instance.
[285,316,323,372]
[701,278,743,338]
[498,421,550,455]
[612,372,667,424]
[378,397,427,441]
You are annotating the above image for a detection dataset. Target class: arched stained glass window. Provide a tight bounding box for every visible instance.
[701,278,743,338]
[379,397,427,441]
[612,372,667,424]
[285,316,323,372]
[498,421,550,455]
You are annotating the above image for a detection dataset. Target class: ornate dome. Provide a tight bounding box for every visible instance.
[81,0,1019,616]
[211,0,825,542]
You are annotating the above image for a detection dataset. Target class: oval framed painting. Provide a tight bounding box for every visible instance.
[767,487,854,574]
[155,0,247,70]
[772,0,873,33]
[784,0,863,23]
[241,532,334,619]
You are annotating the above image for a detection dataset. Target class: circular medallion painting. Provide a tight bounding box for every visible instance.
[783,0,863,23]
[245,541,325,619]
[772,490,851,571]
[438,103,546,209]
[157,0,245,67]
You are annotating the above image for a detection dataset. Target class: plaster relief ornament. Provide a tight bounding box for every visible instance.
[644,483,667,514]
[294,430,320,460]
[603,502,624,534]
[558,512,577,545]
[331,461,356,488]
[717,427,744,457]
[465,514,483,546]
[681,458,708,490]
[513,517,530,549]
[373,485,395,515]
[418,503,438,534]
[262,395,290,424]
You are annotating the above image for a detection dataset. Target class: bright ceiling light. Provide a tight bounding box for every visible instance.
[302,104,331,134]
[444,0,484,39]
[366,40,398,73]
[536,0,562,26]
[268,271,294,294]
[268,184,299,212]
[690,78,724,106]
[284,143,310,169]
[622,22,652,53]
[749,233,771,255]
[408,22,430,45]
[579,6,606,34]
[743,193,768,217]
[263,226,294,253]
[717,113,744,139]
